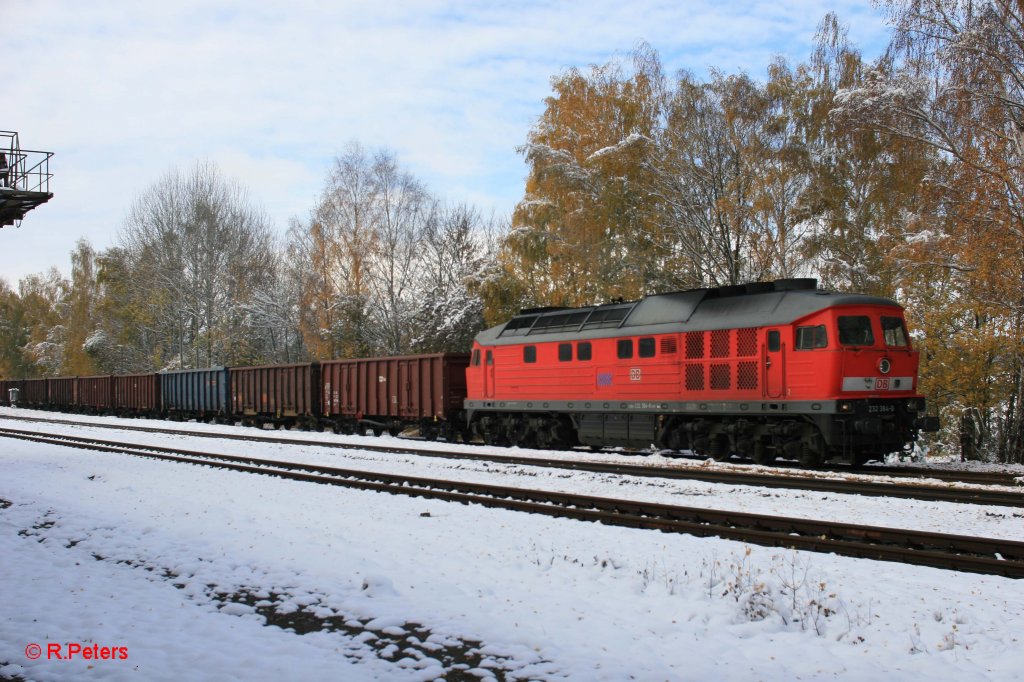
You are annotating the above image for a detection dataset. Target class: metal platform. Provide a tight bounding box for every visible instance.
[0,130,53,228]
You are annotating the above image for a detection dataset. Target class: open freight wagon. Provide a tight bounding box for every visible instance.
[320,353,470,439]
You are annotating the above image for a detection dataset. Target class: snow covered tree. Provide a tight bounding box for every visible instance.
[119,161,277,369]
[504,44,664,308]
[0,279,38,378]
[289,142,473,358]
[411,203,494,352]
[833,0,1024,461]
[18,269,68,376]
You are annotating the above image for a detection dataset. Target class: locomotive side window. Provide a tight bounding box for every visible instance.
[838,316,874,346]
[767,330,780,352]
[486,350,493,365]
[558,343,573,362]
[524,346,537,363]
[795,325,828,350]
[617,339,633,359]
[472,349,481,366]
[578,342,592,361]
[638,337,656,358]
[882,316,909,347]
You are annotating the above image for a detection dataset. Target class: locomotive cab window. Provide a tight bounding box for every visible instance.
[638,337,656,358]
[486,350,493,365]
[838,316,874,346]
[795,325,828,350]
[617,339,633,359]
[558,343,573,362]
[578,342,592,361]
[767,330,781,352]
[472,349,481,366]
[524,346,537,363]
[882,316,910,347]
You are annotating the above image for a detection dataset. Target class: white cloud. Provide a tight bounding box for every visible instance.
[1,0,891,283]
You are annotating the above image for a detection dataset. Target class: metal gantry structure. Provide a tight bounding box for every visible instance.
[0,130,54,228]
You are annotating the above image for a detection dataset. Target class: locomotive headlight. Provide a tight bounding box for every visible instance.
[837,401,853,413]
[905,399,923,412]
[878,358,892,374]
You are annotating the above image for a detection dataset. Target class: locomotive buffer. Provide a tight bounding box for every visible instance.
[0,130,54,228]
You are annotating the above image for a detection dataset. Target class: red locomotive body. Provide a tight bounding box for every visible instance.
[465,279,936,465]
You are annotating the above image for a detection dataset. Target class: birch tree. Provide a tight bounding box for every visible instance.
[120,161,277,369]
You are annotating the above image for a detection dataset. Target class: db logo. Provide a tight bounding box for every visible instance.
[875,378,890,390]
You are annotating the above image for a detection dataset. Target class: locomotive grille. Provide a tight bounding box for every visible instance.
[685,332,704,359]
[685,364,704,390]
[737,328,757,357]
[711,330,730,358]
[738,361,758,390]
[710,363,730,390]
[660,337,678,355]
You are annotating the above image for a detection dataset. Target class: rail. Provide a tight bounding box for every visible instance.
[2,426,1021,578]
[2,412,1021,505]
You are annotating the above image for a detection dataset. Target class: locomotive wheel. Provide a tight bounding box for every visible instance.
[751,440,774,466]
[709,435,731,462]
[798,439,823,467]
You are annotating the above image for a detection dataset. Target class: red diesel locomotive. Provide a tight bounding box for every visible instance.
[464,279,938,465]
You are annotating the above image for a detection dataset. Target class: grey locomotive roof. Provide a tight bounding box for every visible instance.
[475,279,901,346]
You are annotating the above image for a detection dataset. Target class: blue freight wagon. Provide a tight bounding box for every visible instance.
[159,367,230,422]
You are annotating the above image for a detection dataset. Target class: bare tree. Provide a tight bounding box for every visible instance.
[290,142,437,357]
[120,160,277,369]
[648,71,769,286]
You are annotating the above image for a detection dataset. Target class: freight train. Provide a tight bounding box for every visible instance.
[0,279,939,466]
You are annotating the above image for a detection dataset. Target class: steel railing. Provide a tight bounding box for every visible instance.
[0,130,53,194]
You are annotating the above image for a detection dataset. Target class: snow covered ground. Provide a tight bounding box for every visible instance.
[2,409,1023,681]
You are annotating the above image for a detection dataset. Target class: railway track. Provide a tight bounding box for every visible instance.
[2,414,1023,507]
[2,425,1023,579]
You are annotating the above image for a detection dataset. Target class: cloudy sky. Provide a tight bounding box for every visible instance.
[3,1,893,284]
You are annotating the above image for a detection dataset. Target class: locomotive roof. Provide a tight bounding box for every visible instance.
[475,279,902,346]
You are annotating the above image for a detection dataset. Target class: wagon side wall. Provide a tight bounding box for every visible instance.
[321,353,470,421]
[113,373,160,414]
[229,363,320,419]
[159,368,229,416]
